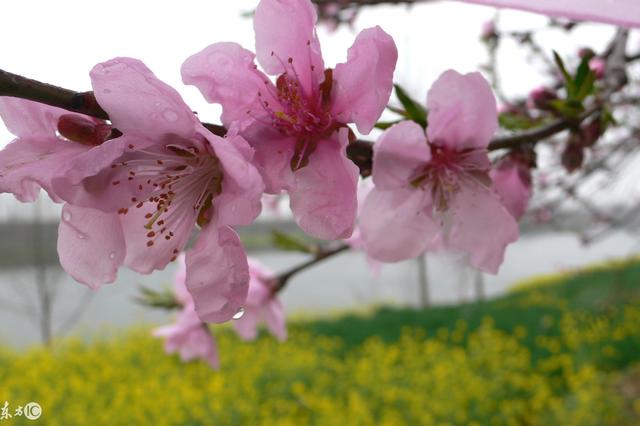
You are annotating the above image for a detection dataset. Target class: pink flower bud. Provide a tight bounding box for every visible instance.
[57,114,112,146]
[528,86,557,110]
[561,139,585,173]
[581,119,602,147]
[481,20,497,41]
[589,57,606,79]
[577,47,596,60]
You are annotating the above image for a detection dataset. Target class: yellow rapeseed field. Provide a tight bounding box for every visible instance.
[0,259,639,425]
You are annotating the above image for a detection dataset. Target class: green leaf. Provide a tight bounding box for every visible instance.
[385,105,408,117]
[498,113,545,131]
[552,51,575,97]
[271,230,313,254]
[600,108,617,129]
[573,57,590,94]
[549,99,583,118]
[135,286,180,310]
[393,84,427,127]
[572,55,598,102]
[374,120,402,130]
[574,71,596,102]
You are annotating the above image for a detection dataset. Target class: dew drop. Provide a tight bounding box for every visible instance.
[77,232,86,240]
[62,211,72,221]
[109,251,116,260]
[163,109,179,122]
[103,88,112,94]
[232,307,245,320]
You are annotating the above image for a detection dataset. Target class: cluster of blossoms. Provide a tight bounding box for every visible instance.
[154,255,285,368]
[0,0,537,366]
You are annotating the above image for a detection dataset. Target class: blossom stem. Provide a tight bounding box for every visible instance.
[271,243,350,294]
[0,68,612,174]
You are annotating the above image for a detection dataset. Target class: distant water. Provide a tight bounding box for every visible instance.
[0,231,637,348]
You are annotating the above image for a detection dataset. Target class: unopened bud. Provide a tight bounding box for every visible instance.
[588,57,605,79]
[57,114,112,145]
[581,119,602,147]
[527,86,557,111]
[480,20,497,42]
[561,137,585,173]
[577,47,596,60]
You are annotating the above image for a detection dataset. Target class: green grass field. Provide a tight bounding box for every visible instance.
[0,258,639,425]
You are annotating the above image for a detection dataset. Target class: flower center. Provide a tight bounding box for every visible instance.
[410,145,466,211]
[267,71,332,138]
[111,137,223,256]
[249,55,337,171]
[411,145,492,211]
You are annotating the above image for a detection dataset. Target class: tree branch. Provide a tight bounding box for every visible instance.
[0,28,629,176]
[0,69,109,120]
[488,107,600,150]
[0,68,227,138]
[271,243,350,294]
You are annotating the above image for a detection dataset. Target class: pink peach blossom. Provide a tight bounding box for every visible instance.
[455,0,640,28]
[527,86,557,111]
[153,256,219,369]
[232,258,287,341]
[52,58,264,323]
[0,98,130,289]
[344,181,383,276]
[360,70,519,274]
[181,0,397,240]
[490,158,533,220]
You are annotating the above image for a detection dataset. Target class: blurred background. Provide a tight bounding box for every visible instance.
[0,1,639,425]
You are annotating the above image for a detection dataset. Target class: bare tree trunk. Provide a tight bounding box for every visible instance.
[32,199,52,346]
[417,255,430,308]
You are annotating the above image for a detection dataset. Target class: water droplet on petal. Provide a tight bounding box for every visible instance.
[103,88,111,94]
[77,232,86,240]
[232,307,245,320]
[109,251,116,260]
[163,109,179,122]
[62,211,72,221]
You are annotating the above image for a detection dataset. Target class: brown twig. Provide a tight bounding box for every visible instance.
[0,69,109,120]
[488,107,600,150]
[0,29,630,176]
[271,243,350,294]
